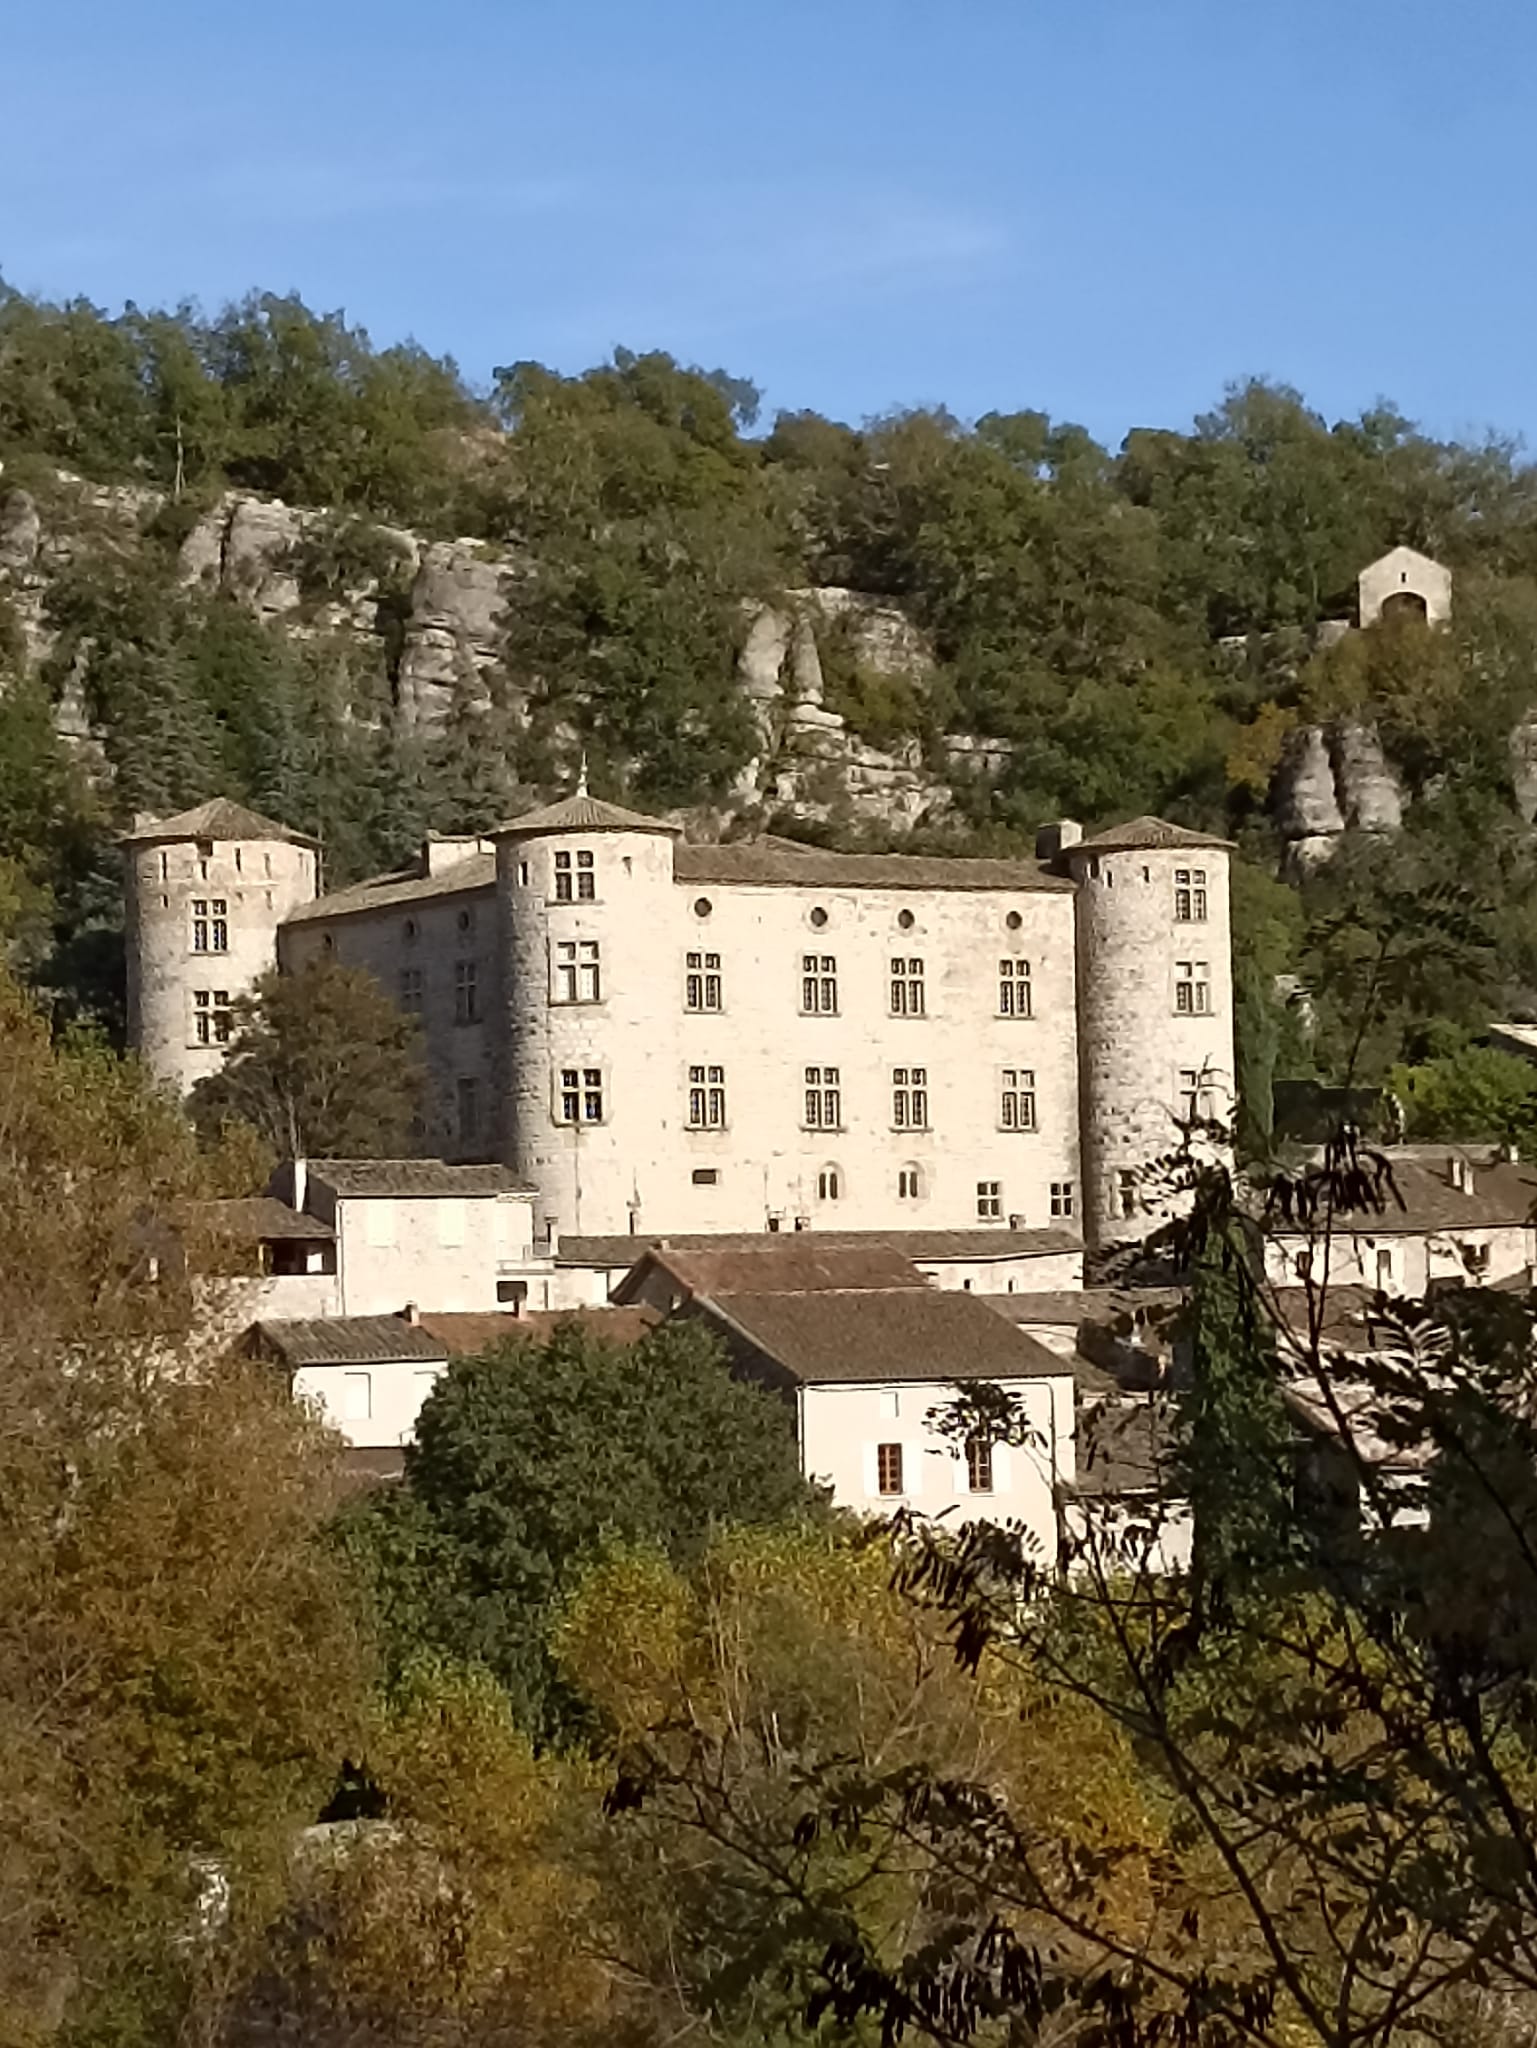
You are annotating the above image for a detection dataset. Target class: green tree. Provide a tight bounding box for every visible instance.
[188,958,425,1157]
[345,1319,818,1732]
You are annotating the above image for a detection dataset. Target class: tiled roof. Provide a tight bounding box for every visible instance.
[1067,815,1233,855]
[256,1315,447,1366]
[1263,1157,1537,1235]
[699,1285,1069,1385]
[1068,1398,1181,1497]
[559,1227,1083,1268]
[982,1286,1182,1327]
[674,842,1073,894]
[307,1160,536,1198]
[617,1242,925,1301]
[282,857,496,924]
[196,1197,334,1242]
[419,1306,660,1354]
[494,792,681,836]
[120,797,320,848]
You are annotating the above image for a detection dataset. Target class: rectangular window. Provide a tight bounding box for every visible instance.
[1050,1181,1075,1220]
[685,950,722,1011]
[977,1180,1002,1220]
[691,1167,719,1186]
[192,990,234,1045]
[191,899,229,954]
[1175,961,1212,1014]
[1118,1169,1139,1219]
[801,954,838,1014]
[898,1166,923,1200]
[892,1066,928,1130]
[966,1438,994,1494]
[687,1064,727,1129]
[454,959,480,1024]
[1174,867,1208,922]
[999,1068,1037,1131]
[342,1371,372,1423]
[553,851,573,902]
[399,967,424,1012]
[998,958,1032,1017]
[558,1066,605,1124]
[889,956,925,1016]
[577,849,595,900]
[456,1078,479,1144]
[554,939,601,1003]
[804,1065,842,1130]
[877,1442,904,1496]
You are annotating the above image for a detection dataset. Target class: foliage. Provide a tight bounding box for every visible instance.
[1388,1042,1537,1149]
[0,952,365,2044]
[344,1319,818,1733]
[187,958,426,1158]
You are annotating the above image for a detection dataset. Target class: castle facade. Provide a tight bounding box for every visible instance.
[123,792,1234,1249]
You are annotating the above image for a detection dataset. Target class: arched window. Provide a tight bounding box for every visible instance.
[898,1164,924,1200]
[817,1165,841,1203]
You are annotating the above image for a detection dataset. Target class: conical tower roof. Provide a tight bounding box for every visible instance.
[119,797,320,848]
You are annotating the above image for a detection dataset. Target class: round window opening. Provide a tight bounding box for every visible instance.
[693,896,713,919]
[897,908,916,931]
[809,905,829,929]
[1005,910,1023,931]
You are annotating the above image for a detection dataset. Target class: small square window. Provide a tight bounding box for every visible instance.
[1050,1181,1074,1220]
[976,1180,1002,1221]
[691,1167,719,1186]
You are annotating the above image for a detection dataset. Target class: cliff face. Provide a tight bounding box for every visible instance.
[0,475,961,834]
[1273,722,1406,869]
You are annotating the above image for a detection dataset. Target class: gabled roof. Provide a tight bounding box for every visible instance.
[255,1315,447,1367]
[614,1241,925,1303]
[559,1227,1083,1268]
[120,797,320,848]
[419,1305,660,1354]
[696,1285,1070,1385]
[674,841,1073,894]
[493,792,680,837]
[196,1197,334,1243]
[307,1160,536,1199]
[282,857,495,924]
[1066,816,1234,856]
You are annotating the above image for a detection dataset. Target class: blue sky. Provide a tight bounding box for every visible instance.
[3,0,1532,447]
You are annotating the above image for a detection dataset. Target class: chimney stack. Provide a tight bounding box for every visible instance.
[1035,820,1084,866]
[403,1301,420,1326]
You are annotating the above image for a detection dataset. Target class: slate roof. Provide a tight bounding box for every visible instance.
[307,1160,536,1198]
[674,841,1073,894]
[559,1227,1082,1268]
[700,1286,1069,1385]
[494,792,681,836]
[197,1197,334,1243]
[616,1242,926,1301]
[282,857,496,924]
[256,1316,448,1367]
[1066,815,1234,855]
[120,797,320,848]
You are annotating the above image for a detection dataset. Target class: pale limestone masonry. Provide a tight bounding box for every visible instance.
[122,799,319,1093]
[124,790,1235,1250]
[1065,819,1236,1246]
[1357,545,1452,630]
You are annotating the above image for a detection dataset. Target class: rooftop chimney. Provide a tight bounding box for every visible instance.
[1035,820,1084,865]
[1449,1155,1474,1194]
[403,1301,420,1326]
[291,1155,308,1216]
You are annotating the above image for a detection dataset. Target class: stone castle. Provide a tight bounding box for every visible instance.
[122,789,1235,1251]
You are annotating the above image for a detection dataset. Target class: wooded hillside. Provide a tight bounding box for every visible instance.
[4,280,1537,1108]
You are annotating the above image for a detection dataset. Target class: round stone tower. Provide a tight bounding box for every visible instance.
[492,788,682,1242]
[1064,818,1235,1248]
[122,799,320,1093]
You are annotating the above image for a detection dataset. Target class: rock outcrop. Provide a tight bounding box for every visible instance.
[1273,722,1405,868]
[733,590,951,829]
